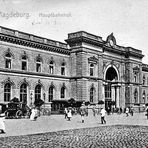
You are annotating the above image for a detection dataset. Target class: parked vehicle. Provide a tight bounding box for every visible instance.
[0,103,8,114]
[5,102,31,119]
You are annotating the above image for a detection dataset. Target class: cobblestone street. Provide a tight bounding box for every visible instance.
[0,113,148,147]
[0,125,148,147]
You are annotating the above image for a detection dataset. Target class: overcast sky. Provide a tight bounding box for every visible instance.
[0,0,148,63]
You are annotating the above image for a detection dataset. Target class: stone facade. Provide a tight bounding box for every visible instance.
[0,26,148,112]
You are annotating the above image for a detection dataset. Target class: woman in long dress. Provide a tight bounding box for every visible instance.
[30,107,36,121]
[0,113,5,133]
[67,108,72,121]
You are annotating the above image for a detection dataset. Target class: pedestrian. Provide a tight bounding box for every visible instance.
[146,106,148,119]
[30,107,38,121]
[0,113,5,134]
[92,106,96,116]
[67,108,72,121]
[100,107,106,124]
[64,108,68,119]
[130,106,134,116]
[80,103,86,123]
[125,107,129,117]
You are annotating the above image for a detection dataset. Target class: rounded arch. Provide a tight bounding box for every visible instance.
[3,48,15,59]
[17,78,31,89]
[1,77,16,89]
[33,79,45,91]
[104,65,119,81]
[48,82,57,91]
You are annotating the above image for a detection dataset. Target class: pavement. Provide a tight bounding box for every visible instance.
[1,111,148,137]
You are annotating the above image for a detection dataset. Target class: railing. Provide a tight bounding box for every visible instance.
[68,31,102,42]
[0,26,67,49]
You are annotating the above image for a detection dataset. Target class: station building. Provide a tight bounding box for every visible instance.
[0,26,148,112]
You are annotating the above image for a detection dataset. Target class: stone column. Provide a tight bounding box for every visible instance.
[116,87,120,108]
[111,86,115,102]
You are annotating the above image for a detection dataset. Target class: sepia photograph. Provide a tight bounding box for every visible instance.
[0,0,148,147]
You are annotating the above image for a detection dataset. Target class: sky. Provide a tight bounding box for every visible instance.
[0,0,148,63]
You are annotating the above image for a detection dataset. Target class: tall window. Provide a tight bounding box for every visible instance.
[5,53,11,69]
[134,74,137,82]
[61,63,65,75]
[49,86,54,102]
[4,83,11,102]
[49,61,54,74]
[20,83,27,104]
[35,85,41,101]
[22,55,27,70]
[143,75,145,85]
[90,63,94,76]
[61,86,65,98]
[143,91,146,103]
[105,83,111,99]
[134,89,138,103]
[36,57,42,72]
[90,87,94,103]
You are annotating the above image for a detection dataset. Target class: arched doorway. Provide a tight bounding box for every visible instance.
[104,66,118,111]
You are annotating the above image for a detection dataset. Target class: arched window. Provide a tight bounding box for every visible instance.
[134,89,138,103]
[35,85,41,101]
[90,63,94,76]
[36,56,42,72]
[4,83,11,102]
[90,87,95,103]
[143,75,145,85]
[134,73,137,82]
[61,62,65,75]
[22,55,27,70]
[49,61,54,74]
[49,86,54,102]
[105,83,111,99]
[143,90,146,103]
[61,86,65,98]
[5,53,11,69]
[20,83,27,104]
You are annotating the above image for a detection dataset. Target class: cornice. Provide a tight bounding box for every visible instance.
[65,36,103,48]
[0,68,70,80]
[0,26,70,55]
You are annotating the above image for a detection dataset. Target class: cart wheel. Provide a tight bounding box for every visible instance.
[16,110,22,119]
[4,111,9,119]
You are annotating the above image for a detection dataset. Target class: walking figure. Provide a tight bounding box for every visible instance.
[125,107,129,117]
[80,103,86,123]
[0,113,5,134]
[130,106,134,116]
[146,106,148,119]
[64,108,68,119]
[67,108,72,121]
[100,108,106,124]
[92,106,96,116]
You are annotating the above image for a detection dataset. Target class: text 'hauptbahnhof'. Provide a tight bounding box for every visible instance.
[0,26,148,113]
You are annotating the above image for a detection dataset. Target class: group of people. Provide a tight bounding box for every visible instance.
[64,103,107,124]
[0,106,40,134]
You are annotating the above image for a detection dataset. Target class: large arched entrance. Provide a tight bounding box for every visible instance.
[104,66,119,111]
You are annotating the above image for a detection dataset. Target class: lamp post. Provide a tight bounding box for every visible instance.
[43,93,46,108]
[30,92,33,108]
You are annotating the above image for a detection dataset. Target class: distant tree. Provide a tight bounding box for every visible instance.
[34,99,44,107]
[98,100,104,105]
[10,97,19,103]
[68,98,76,107]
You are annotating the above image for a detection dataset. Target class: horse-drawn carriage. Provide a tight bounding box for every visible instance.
[4,102,31,119]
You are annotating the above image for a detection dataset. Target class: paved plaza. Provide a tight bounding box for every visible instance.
[0,112,148,147]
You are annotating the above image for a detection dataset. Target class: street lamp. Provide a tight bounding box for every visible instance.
[43,93,46,107]
[30,92,33,108]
